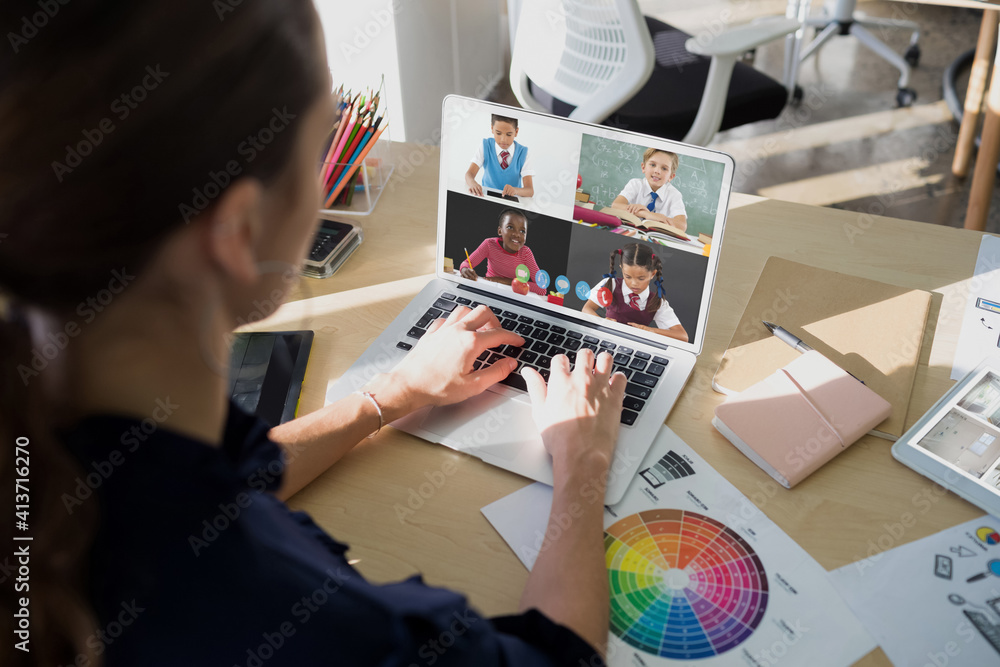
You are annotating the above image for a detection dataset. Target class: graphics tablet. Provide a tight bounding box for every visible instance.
[892,357,1000,518]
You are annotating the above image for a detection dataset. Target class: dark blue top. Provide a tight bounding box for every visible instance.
[62,401,603,666]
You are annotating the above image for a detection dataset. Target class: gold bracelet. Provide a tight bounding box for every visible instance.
[355,390,384,439]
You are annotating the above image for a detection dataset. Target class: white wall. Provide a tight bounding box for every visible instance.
[316,0,505,143]
[314,0,405,138]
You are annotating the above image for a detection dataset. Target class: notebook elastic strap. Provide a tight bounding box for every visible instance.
[780,368,846,448]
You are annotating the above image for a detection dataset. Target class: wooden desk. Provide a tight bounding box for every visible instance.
[252,143,987,666]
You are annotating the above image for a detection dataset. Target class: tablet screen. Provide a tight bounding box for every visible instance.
[902,364,1000,507]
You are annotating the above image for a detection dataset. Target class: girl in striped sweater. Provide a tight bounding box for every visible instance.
[459,209,546,295]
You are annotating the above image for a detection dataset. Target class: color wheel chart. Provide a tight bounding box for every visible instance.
[605,509,768,660]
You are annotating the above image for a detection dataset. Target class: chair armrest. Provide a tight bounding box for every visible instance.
[685,17,801,57]
[681,17,799,145]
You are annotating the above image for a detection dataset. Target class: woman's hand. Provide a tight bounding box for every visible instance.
[460,267,478,280]
[522,349,626,476]
[369,305,523,419]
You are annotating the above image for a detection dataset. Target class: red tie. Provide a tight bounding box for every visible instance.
[500,150,509,169]
[628,292,640,310]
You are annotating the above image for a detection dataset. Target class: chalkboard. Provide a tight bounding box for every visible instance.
[576,135,725,238]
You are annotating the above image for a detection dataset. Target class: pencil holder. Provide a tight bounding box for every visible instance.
[318,124,394,216]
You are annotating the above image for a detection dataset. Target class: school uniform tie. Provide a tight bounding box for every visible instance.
[500,150,510,169]
[628,292,640,310]
[647,192,659,212]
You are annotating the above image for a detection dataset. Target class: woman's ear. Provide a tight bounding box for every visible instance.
[203,178,264,285]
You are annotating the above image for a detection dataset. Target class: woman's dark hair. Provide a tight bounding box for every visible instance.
[0,1,327,664]
[602,243,665,311]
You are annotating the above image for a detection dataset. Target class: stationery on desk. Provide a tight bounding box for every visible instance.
[482,426,877,666]
[598,206,700,244]
[712,256,932,440]
[713,347,893,488]
[319,80,389,209]
[710,256,931,487]
[829,515,1000,667]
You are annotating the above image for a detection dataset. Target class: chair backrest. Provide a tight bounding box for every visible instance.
[509,0,654,123]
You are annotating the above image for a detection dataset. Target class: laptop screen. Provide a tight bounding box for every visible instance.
[437,96,734,355]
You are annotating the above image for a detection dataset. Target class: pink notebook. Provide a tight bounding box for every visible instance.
[712,351,892,488]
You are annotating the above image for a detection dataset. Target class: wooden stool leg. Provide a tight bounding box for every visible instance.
[954,10,998,179]
[965,13,1000,232]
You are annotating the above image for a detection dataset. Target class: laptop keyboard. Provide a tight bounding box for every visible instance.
[397,292,668,426]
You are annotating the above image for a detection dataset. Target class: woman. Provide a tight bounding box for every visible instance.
[0,1,625,665]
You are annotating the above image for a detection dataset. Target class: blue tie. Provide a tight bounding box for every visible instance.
[647,192,658,212]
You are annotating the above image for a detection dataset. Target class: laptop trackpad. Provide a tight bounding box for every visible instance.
[418,391,541,462]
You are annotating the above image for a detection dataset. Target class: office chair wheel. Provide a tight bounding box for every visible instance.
[896,87,917,108]
[904,44,921,68]
[790,85,804,106]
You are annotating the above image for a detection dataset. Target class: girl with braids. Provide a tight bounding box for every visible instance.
[0,1,625,665]
[583,243,689,342]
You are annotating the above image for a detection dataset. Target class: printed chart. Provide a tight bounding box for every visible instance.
[606,510,767,659]
[639,449,696,488]
[831,516,1000,666]
[482,426,875,666]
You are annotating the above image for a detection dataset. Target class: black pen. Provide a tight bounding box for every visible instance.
[762,321,813,353]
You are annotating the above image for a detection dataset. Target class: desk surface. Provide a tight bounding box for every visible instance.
[253,142,988,666]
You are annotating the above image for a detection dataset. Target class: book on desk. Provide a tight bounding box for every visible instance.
[713,256,932,440]
[598,207,701,245]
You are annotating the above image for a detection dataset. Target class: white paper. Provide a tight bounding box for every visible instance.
[483,426,875,666]
[480,481,553,569]
[952,235,1000,380]
[829,515,1000,666]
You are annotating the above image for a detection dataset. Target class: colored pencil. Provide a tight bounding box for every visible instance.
[325,105,360,184]
[324,104,355,178]
[324,121,387,207]
[327,117,370,189]
[319,78,388,209]
[320,104,350,184]
[326,125,372,198]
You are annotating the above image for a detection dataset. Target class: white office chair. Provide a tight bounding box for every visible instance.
[789,0,920,107]
[509,0,802,147]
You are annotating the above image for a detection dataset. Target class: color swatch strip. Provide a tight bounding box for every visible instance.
[639,450,696,488]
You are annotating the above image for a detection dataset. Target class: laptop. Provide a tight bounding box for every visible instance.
[325,95,734,504]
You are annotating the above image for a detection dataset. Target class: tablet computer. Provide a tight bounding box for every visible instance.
[229,330,313,427]
[892,357,1000,518]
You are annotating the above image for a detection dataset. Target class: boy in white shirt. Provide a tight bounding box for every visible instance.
[611,148,686,232]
